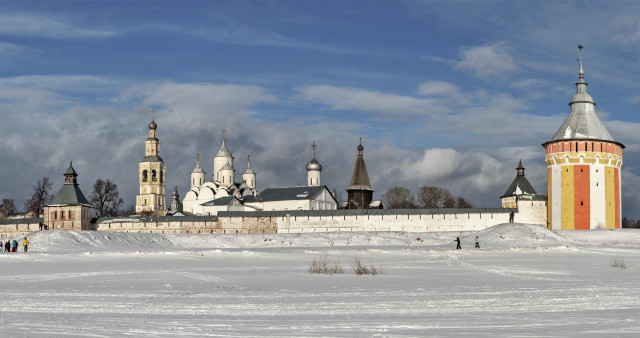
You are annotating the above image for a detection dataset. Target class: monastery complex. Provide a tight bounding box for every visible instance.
[0,47,624,237]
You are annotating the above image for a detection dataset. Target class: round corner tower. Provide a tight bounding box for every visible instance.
[543,46,624,230]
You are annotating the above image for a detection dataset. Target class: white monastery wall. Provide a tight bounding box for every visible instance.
[274,209,533,233]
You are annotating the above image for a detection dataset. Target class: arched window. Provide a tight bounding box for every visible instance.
[53,211,57,220]
[152,170,157,182]
[142,170,148,182]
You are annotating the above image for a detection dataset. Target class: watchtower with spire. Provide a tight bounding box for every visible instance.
[542,46,624,229]
[44,162,96,230]
[136,113,167,216]
[347,139,374,209]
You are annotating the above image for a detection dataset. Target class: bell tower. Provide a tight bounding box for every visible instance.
[136,114,167,216]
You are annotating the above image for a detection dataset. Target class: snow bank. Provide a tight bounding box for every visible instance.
[7,223,627,254]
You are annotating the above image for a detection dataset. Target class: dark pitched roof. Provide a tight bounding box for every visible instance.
[64,162,77,175]
[501,176,537,198]
[200,196,238,206]
[239,195,258,203]
[348,143,372,191]
[258,186,331,202]
[140,155,164,162]
[49,163,91,206]
[50,184,91,206]
[501,161,538,198]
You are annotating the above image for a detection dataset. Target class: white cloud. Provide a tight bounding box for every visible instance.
[454,44,517,78]
[417,81,461,98]
[0,13,118,39]
[295,85,446,117]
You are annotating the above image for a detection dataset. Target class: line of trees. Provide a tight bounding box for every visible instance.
[1,177,129,218]
[622,217,640,228]
[382,186,473,209]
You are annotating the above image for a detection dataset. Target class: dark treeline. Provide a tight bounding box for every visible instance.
[622,217,640,229]
[382,186,473,209]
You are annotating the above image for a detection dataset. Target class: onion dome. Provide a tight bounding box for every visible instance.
[306,142,323,172]
[215,129,232,158]
[244,155,256,174]
[192,153,204,173]
[148,118,157,130]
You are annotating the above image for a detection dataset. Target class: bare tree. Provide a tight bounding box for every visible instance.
[417,186,470,209]
[119,204,136,217]
[90,179,123,217]
[0,198,17,218]
[24,177,53,217]
[382,187,416,209]
[417,186,454,208]
[455,196,473,208]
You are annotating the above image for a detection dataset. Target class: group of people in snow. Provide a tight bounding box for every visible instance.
[2,238,28,253]
[454,235,481,250]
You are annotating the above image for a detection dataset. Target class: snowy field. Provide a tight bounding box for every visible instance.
[1,223,639,337]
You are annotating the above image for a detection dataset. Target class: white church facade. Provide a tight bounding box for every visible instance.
[182,133,336,216]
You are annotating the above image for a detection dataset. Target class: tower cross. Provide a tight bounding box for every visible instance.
[578,44,584,77]
[222,129,226,143]
[311,141,317,158]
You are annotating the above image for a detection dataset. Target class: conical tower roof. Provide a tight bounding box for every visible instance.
[501,160,537,198]
[50,162,91,206]
[348,140,372,191]
[549,45,615,143]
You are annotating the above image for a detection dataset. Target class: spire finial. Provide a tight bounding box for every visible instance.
[247,154,251,168]
[578,44,584,79]
[311,141,317,159]
[222,129,226,144]
[196,152,200,166]
[359,137,362,145]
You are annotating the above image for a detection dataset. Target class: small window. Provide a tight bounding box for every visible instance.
[142,170,148,182]
[152,170,157,182]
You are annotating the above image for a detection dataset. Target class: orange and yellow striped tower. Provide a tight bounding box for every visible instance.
[543,46,624,230]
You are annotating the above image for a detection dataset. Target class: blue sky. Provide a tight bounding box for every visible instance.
[2,1,640,217]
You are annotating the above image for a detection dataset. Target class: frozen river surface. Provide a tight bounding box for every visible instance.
[0,223,639,337]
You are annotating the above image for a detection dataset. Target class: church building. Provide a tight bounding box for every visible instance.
[543,46,624,230]
[183,130,258,215]
[136,116,166,216]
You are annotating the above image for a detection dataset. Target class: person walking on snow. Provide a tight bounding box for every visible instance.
[455,237,461,250]
[11,240,17,252]
[22,238,29,252]
[475,236,480,248]
[4,241,9,253]
[509,211,514,223]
